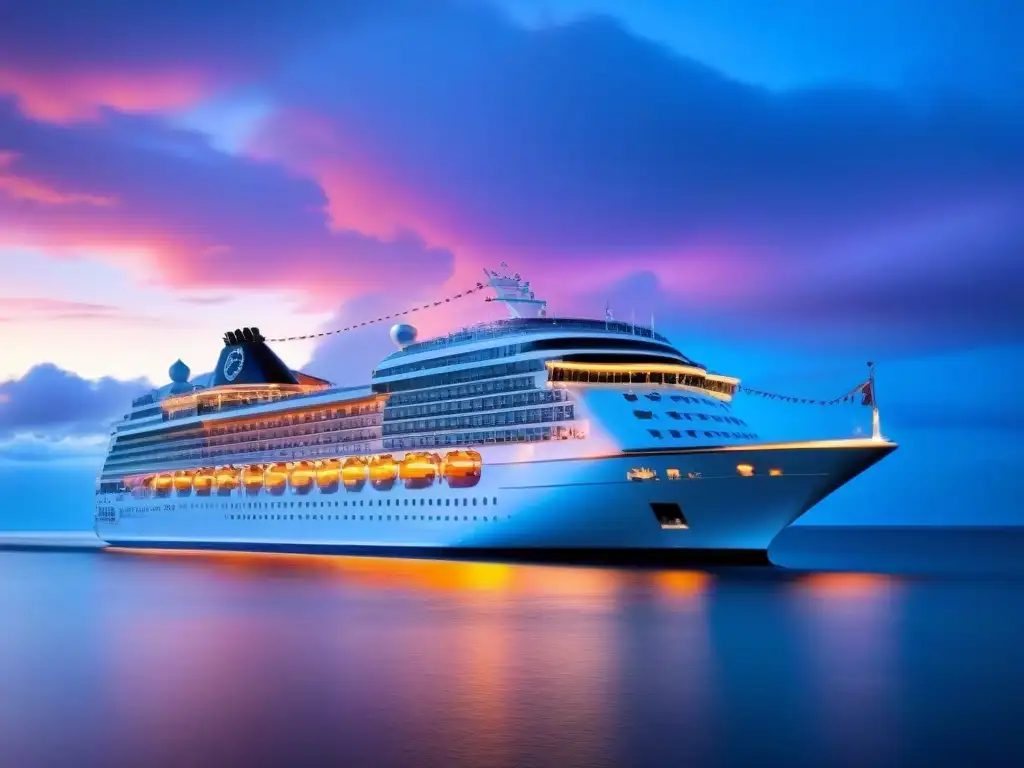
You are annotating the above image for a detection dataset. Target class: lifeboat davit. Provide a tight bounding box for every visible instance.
[139,475,156,496]
[152,473,173,495]
[241,464,264,493]
[173,469,196,495]
[400,452,439,489]
[317,458,341,492]
[215,466,240,493]
[443,450,482,488]
[342,457,367,491]
[265,463,288,495]
[369,454,398,490]
[290,460,316,494]
[193,468,215,495]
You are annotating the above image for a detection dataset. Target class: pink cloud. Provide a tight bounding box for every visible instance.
[0,151,116,206]
[0,102,455,310]
[0,68,211,123]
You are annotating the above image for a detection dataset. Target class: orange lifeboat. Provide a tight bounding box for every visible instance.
[173,469,196,495]
[290,460,316,494]
[443,450,482,488]
[265,463,288,495]
[193,468,215,495]
[317,458,341,492]
[369,454,398,490]
[125,475,144,496]
[342,457,367,491]
[400,452,439,489]
[152,473,173,495]
[215,466,240,492]
[241,464,264,493]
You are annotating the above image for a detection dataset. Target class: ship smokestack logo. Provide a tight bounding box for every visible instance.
[223,347,245,382]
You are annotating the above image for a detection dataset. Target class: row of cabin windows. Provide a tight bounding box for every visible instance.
[385,374,537,408]
[624,392,726,409]
[104,430,381,470]
[99,496,500,510]
[129,406,162,421]
[377,344,523,377]
[228,513,501,522]
[377,337,683,378]
[551,367,706,387]
[373,360,545,394]
[648,429,759,440]
[633,409,748,426]
[101,441,377,478]
[383,405,574,436]
[231,496,498,510]
[384,424,581,450]
[384,388,567,422]
[109,420,381,463]
[115,405,381,450]
[381,318,671,359]
[551,367,736,396]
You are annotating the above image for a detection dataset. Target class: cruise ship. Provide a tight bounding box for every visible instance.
[94,268,896,563]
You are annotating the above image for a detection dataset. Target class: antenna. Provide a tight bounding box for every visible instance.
[483,265,548,319]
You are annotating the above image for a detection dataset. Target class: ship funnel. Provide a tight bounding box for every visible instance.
[211,327,298,387]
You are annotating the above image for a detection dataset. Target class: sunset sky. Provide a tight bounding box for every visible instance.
[1,0,1022,529]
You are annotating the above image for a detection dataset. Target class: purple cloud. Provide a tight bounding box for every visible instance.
[0,364,151,439]
[252,6,1024,347]
[0,98,455,308]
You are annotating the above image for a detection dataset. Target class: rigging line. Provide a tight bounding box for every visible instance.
[737,380,870,406]
[265,283,487,343]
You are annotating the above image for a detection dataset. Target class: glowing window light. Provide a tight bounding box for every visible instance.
[769,468,783,477]
[736,464,754,477]
[666,469,681,480]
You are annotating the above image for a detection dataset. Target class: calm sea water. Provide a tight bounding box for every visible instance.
[2,528,1023,768]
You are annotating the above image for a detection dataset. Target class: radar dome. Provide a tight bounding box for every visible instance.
[390,323,418,349]
[169,359,191,384]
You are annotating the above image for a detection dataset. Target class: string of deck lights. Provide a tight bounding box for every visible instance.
[265,282,487,343]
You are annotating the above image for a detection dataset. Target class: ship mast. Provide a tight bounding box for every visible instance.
[483,263,548,318]
[869,362,882,441]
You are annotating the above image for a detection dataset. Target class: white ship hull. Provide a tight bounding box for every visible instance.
[96,439,894,562]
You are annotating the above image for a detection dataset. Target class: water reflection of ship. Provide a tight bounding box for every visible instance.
[107,548,714,604]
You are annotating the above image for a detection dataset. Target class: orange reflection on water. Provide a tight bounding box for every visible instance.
[107,548,632,604]
[653,570,712,598]
[799,572,896,598]
[796,570,902,766]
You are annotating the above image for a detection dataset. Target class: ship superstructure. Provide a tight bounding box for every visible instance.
[94,267,896,561]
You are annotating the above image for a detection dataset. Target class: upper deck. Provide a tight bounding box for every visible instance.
[379,317,676,363]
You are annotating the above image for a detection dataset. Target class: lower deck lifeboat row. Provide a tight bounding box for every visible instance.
[127,451,483,497]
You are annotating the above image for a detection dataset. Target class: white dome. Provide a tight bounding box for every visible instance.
[390,323,418,349]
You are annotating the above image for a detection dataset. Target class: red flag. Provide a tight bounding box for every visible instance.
[861,380,875,407]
